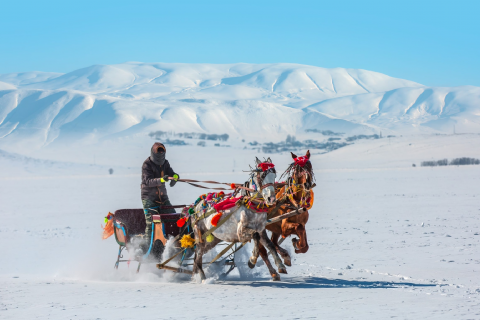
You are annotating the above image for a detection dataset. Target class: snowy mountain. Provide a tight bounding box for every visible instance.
[0,62,479,150]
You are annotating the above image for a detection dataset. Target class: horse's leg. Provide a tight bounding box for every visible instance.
[281,221,303,251]
[258,242,281,281]
[192,244,206,281]
[248,232,261,269]
[192,224,207,281]
[270,231,291,267]
[193,234,224,281]
[292,224,309,254]
[260,230,287,274]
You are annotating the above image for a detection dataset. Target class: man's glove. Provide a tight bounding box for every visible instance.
[160,175,169,183]
[170,174,179,187]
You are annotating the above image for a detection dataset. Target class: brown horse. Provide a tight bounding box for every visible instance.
[254,150,315,280]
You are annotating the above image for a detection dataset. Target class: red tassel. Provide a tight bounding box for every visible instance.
[230,183,237,189]
[177,217,187,228]
[211,212,223,227]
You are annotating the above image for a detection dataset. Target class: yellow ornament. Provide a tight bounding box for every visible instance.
[180,234,195,248]
[206,234,214,242]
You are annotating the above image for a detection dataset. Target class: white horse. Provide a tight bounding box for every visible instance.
[192,157,287,281]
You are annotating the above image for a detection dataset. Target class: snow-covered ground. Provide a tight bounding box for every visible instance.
[1,134,479,319]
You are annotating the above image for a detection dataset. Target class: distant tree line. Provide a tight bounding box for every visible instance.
[345,134,380,142]
[149,131,229,141]
[305,129,344,136]
[261,135,348,153]
[421,157,480,167]
[164,139,188,146]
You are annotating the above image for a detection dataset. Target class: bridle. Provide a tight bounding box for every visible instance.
[255,167,276,190]
[246,164,276,197]
[293,164,312,190]
[277,159,315,205]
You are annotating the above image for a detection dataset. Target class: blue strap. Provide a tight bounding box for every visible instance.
[142,223,155,260]
[251,178,257,191]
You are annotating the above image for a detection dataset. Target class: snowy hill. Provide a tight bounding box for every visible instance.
[0,62,479,151]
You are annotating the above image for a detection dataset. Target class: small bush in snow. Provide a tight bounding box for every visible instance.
[345,134,380,142]
[421,159,448,167]
[420,158,479,167]
[305,129,344,136]
[164,139,187,146]
[449,157,480,166]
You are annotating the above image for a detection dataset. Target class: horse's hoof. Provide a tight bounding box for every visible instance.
[295,245,309,254]
[292,238,299,250]
[283,256,292,267]
[248,257,257,269]
[271,274,281,281]
[278,267,288,274]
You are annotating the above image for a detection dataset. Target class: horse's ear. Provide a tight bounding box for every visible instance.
[306,150,310,159]
[291,152,297,159]
[255,157,262,165]
[266,157,272,163]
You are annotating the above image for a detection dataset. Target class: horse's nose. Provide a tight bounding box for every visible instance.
[268,196,276,204]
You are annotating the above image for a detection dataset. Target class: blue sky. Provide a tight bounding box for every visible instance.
[0,0,479,87]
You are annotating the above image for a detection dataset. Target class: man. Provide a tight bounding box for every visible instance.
[140,142,180,245]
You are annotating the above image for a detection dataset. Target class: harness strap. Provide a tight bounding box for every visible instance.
[207,242,235,264]
[157,247,187,268]
[267,198,286,219]
[208,241,248,264]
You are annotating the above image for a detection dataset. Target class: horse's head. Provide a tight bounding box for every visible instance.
[251,157,277,206]
[289,150,314,190]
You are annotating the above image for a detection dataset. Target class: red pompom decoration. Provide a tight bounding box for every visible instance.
[230,183,237,189]
[258,162,275,171]
[211,212,223,227]
[176,217,187,228]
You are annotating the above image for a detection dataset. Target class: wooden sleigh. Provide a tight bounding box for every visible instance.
[112,209,189,272]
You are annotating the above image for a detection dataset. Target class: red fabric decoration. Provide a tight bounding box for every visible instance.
[294,156,309,167]
[176,217,187,228]
[214,197,239,212]
[230,183,237,189]
[211,212,223,227]
[258,162,275,171]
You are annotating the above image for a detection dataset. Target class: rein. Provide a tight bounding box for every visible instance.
[167,177,255,192]
[260,183,275,190]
